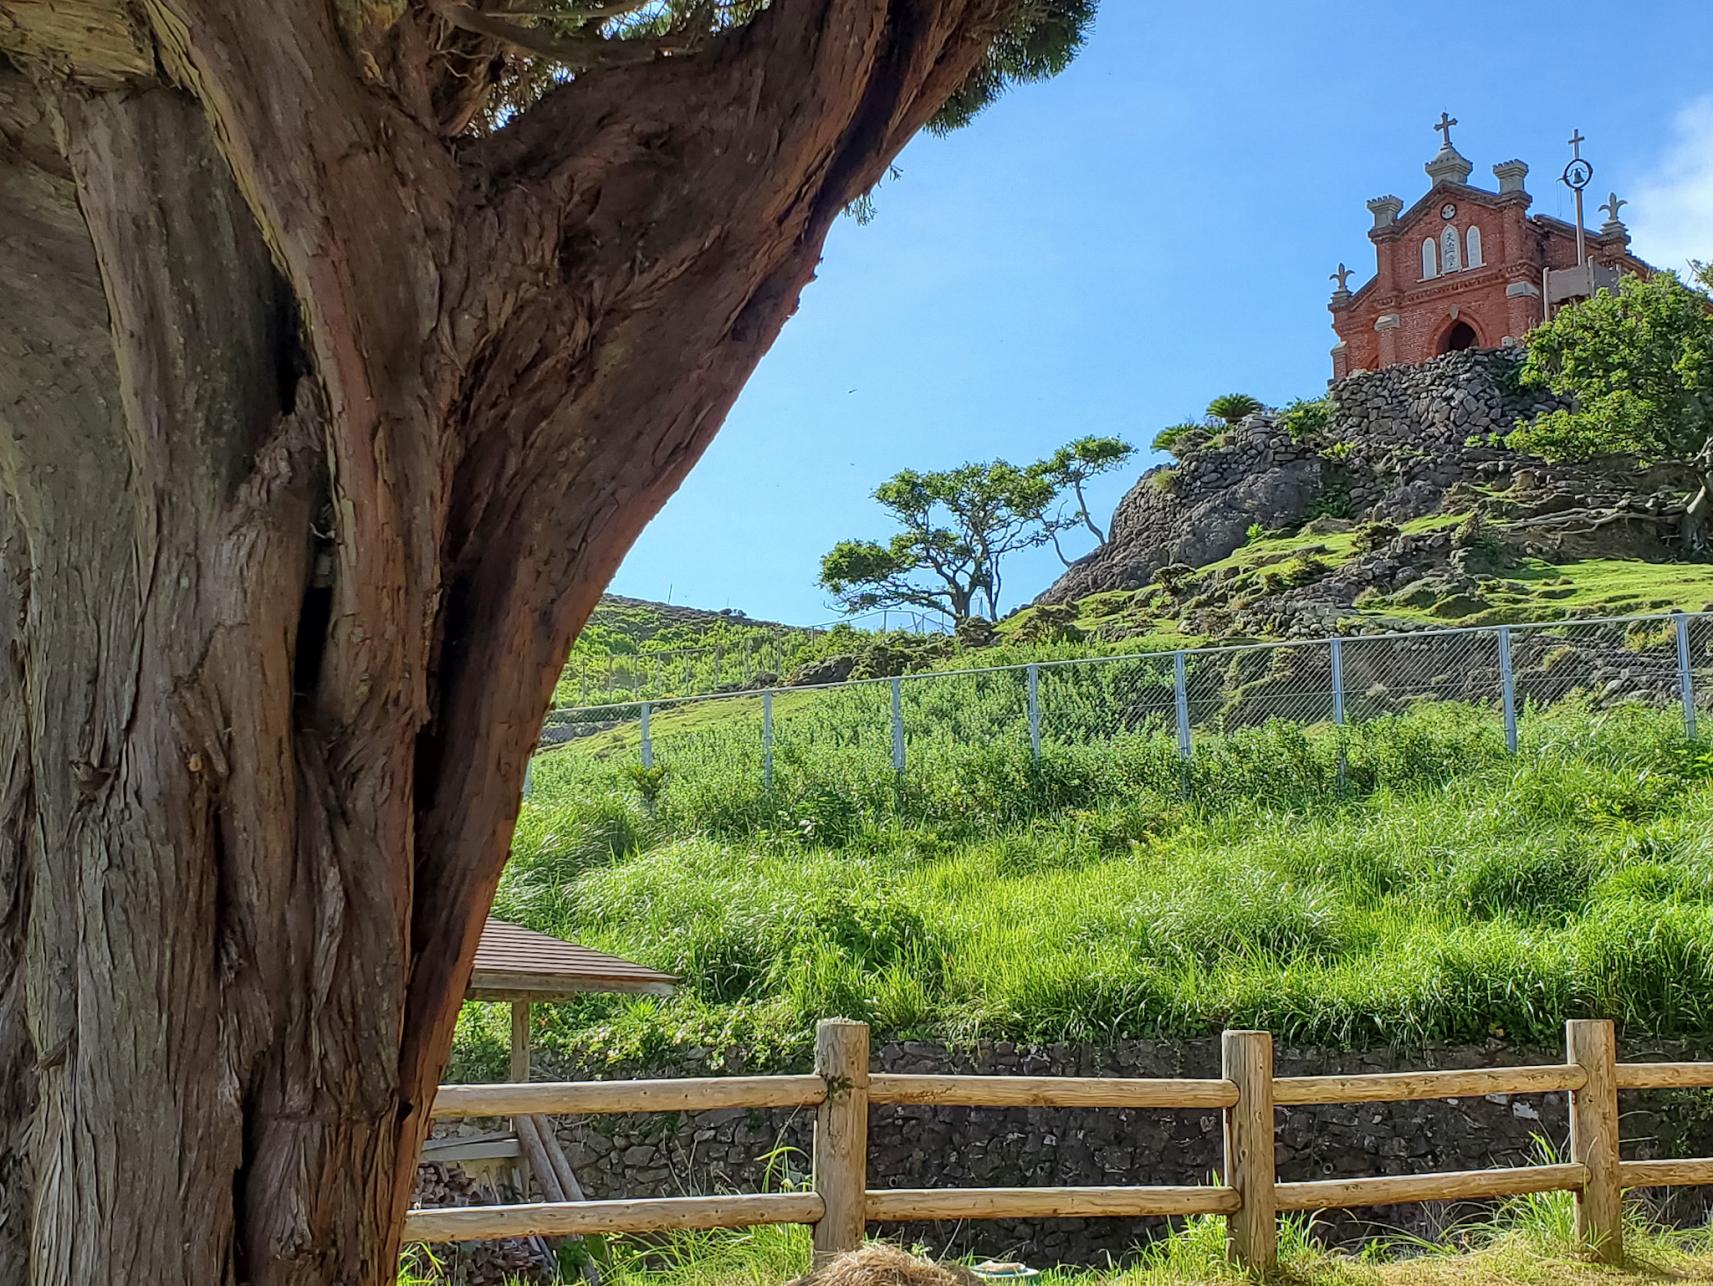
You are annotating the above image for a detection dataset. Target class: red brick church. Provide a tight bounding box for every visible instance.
[1328,115,1652,379]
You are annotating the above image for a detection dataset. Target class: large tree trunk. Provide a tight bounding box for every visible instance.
[0,0,1014,1281]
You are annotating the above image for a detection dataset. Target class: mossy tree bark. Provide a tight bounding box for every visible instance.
[0,0,1014,1280]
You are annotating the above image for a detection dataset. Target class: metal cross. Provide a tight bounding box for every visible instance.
[1434,111,1458,147]
[1330,263,1353,292]
[1568,128,1586,159]
[1600,192,1628,223]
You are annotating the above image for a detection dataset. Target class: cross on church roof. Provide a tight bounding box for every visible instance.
[1568,128,1586,159]
[1434,112,1458,147]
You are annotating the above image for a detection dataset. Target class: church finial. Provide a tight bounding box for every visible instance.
[1600,191,1629,241]
[1568,128,1586,160]
[1424,111,1473,188]
[1330,263,1353,297]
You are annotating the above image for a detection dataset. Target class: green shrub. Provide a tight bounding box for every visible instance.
[1150,422,1209,457]
[1278,396,1333,441]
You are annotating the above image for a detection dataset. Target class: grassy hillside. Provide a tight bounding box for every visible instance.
[1003,516,1713,645]
[557,595,896,705]
[459,693,1713,1078]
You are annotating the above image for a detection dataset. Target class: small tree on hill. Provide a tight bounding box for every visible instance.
[820,461,1056,621]
[1507,269,1713,547]
[1206,392,1265,426]
[1029,434,1136,562]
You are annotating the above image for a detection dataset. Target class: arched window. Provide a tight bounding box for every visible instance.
[1441,226,1462,272]
[1466,225,1483,269]
[1421,237,1439,279]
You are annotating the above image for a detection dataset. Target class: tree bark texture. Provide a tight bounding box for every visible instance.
[0,0,1015,1281]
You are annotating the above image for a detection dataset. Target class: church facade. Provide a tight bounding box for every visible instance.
[1328,117,1652,379]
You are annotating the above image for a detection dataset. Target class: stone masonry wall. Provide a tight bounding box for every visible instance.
[430,1033,1713,1266]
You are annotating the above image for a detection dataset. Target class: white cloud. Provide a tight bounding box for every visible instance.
[1628,95,1713,276]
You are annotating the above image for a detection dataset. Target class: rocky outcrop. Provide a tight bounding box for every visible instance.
[1038,349,1686,606]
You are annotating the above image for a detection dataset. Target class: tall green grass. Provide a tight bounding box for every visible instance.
[464,698,1713,1077]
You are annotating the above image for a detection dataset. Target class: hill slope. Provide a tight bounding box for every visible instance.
[1027,350,1710,640]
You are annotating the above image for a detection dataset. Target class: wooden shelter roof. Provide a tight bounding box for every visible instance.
[468,918,677,1002]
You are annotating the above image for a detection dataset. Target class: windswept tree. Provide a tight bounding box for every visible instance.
[1507,268,1713,547]
[1030,434,1135,562]
[0,1,1093,1282]
[821,461,1058,620]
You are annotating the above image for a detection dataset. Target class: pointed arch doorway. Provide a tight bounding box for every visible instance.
[1437,319,1480,354]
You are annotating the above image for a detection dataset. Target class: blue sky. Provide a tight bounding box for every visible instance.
[609,1,1713,625]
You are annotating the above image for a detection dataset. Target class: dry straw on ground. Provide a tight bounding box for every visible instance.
[786,1247,985,1286]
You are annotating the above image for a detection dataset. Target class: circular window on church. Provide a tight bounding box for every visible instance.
[1438,320,1479,353]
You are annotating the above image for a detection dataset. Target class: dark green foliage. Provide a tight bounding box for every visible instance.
[1028,434,1137,553]
[820,460,1053,621]
[929,0,1097,134]
[1508,271,1713,465]
[1205,392,1264,426]
[822,435,1133,622]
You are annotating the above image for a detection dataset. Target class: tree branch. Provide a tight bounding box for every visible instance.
[427,0,688,67]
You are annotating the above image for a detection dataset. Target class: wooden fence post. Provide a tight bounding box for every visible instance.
[1567,1018,1623,1263]
[813,1019,870,1264]
[1223,1030,1276,1274]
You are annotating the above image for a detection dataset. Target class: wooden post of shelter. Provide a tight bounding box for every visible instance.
[1223,1029,1277,1274]
[812,1019,870,1264]
[1567,1018,1623,1263]
[511,1001,531,1085]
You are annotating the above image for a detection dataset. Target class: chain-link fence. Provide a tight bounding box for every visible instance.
[530,611,1713,790]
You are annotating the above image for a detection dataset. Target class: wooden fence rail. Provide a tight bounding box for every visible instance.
[407,1017,1713,1273]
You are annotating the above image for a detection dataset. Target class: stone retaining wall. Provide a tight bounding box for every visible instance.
[429,1034,1713,1266]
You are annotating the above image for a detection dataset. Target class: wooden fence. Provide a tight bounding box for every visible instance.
[407,1018,1713,1273]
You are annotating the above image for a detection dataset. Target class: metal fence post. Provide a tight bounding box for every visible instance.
[762,690,774,789]
[1026,663,1041,761]
[763,688,777,791]
[890,676,905,774]
[1677,613,1698,741]
[1497,627,1518,754]
[1164,654,1192,763]
[640,701,653,769]
[1330,637,1346,792]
